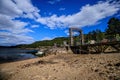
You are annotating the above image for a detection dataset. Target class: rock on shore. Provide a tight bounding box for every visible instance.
[44,47,69,55]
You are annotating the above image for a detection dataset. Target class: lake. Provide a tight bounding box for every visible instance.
[0,48,37,63]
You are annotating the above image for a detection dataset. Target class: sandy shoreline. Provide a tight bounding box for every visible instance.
[0,53,120,80]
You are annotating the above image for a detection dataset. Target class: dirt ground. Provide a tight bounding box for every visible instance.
[0,53,120,80]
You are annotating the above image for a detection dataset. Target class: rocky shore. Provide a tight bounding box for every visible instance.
[0,52,120,80]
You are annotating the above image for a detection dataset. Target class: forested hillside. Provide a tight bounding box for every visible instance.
[17,37,69,48]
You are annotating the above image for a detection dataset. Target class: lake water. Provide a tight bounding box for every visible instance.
[0,48,37,63]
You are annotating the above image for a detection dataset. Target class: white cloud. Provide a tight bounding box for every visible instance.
[14,0,40,19]
[0,0,40,19]
[31,25,39,28]
[0,15,33,34]
[38,0,120,29]
[48,0,61,4]
[0,0,40,46]
[0,32,34,46]
[0,0,22,17]
[64,30,79,36]
[64,30,69,35]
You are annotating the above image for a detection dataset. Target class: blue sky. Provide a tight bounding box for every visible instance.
[0,0,120,46]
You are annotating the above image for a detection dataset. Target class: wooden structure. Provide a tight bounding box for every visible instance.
[68,28,120,54]
[69,27,84,46]
[70,41,120,54]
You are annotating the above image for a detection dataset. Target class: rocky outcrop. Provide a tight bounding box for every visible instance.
[44,47,69,56]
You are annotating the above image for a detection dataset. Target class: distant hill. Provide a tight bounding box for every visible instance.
[17,37,70,48]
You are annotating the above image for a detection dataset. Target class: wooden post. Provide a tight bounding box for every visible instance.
[79,30,84,45]
[69,28,73,46]
[81,30,84,45]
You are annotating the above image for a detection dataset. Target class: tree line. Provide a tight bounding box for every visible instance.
[85,17,120,42]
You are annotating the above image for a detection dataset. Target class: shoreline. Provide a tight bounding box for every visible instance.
[0,48,39,64]
[0,53,120,80]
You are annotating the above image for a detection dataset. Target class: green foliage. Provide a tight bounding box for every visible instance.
[17,37,69,48]
[106,17,120,36]
[85,29,105,43]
